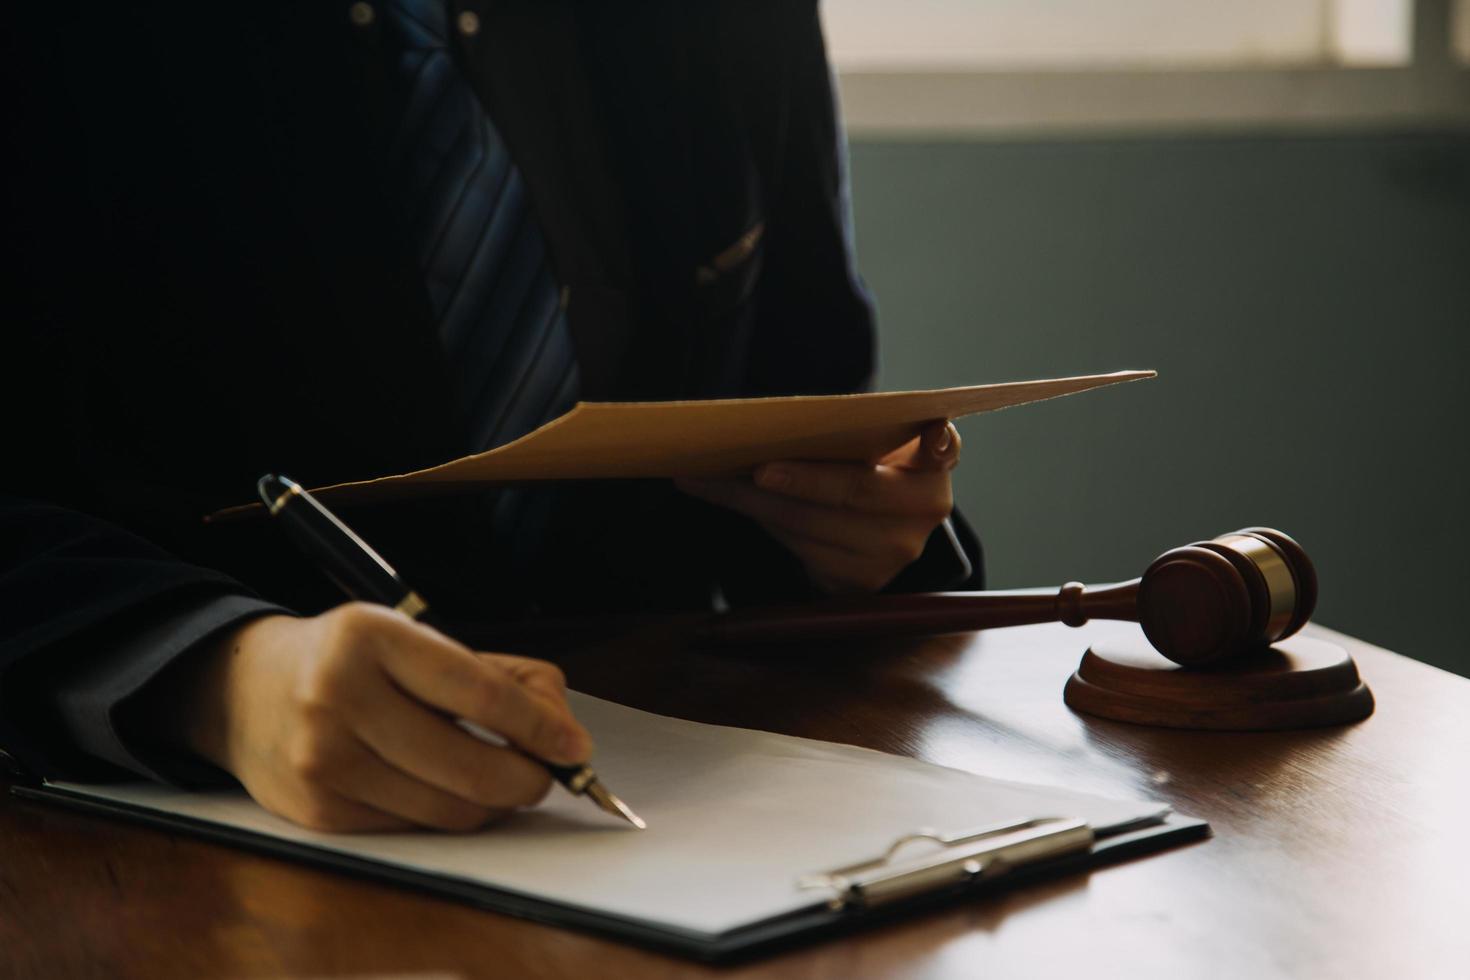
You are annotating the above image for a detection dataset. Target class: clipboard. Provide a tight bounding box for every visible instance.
[13,782,1204,960]
[11,686,1207,962]
[14,780,1205,959]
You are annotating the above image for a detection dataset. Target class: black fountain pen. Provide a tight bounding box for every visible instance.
[257,474,646,830]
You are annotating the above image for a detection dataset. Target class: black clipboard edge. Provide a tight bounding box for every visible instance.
[705,812,1209,962]
[12,783,1208,962]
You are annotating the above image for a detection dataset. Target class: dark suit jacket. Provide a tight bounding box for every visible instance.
[0,1,981,784]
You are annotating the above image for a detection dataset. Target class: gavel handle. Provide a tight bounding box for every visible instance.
[700,580,1141,645]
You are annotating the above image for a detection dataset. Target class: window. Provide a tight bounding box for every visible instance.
[823,0,1470,135]
[1456,0,1470,61]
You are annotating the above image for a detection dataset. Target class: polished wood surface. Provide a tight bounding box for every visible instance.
[4,618,1468,979]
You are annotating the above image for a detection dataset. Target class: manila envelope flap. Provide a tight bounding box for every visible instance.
[215,369,1153,517]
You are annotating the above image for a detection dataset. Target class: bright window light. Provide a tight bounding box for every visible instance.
[823,0,1415,71]
[1331,0,1414,64]
[1455,0,1470,62]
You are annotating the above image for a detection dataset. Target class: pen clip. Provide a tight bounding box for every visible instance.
[258,474,425,615]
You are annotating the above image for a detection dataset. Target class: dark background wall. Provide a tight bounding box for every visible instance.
[847,130,1470,677]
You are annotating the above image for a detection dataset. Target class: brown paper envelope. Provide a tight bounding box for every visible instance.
[214,369,1153,518]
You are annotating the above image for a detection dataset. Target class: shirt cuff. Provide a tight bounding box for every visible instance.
[49,594,286,787]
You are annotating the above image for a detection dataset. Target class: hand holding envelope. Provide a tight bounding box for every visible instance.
[677,419,963,594]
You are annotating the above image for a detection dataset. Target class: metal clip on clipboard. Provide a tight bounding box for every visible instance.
[798,817,1095,910]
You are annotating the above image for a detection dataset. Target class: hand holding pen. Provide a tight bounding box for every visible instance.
[159,478,642,833]
[256,474,643,829]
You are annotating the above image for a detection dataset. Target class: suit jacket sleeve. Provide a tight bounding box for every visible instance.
[0,498,284,784]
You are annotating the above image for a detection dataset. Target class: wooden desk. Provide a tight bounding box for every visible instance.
[4,619,1467,978]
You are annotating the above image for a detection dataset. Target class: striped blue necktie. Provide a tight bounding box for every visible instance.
[382,0,579,453]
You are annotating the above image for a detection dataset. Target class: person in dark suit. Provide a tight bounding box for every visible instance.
[0,1,981,831]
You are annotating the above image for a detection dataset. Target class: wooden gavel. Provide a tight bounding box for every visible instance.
[703,527,1317,667]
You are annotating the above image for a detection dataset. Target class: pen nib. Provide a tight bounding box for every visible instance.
[585,780,647,830]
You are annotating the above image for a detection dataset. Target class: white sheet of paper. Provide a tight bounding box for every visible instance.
[54,693,1167,939]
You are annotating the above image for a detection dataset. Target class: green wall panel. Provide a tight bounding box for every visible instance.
[848,131,1470,676]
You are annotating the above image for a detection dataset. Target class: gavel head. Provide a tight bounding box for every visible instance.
[1137,527,1317,667]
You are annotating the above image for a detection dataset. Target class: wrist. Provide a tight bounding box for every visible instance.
[174,613,295,772]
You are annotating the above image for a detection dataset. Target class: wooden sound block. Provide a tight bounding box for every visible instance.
[1063,631,1375,731]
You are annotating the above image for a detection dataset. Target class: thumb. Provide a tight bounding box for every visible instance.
[884,420,960,472]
